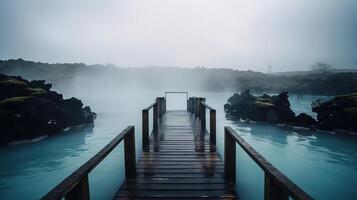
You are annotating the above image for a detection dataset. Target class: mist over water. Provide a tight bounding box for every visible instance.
[0,85,356,199]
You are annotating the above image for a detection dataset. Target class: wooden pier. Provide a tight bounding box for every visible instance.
[42,94,313,200]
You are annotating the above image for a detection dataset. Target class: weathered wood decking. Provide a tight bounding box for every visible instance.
[114,110,237,199]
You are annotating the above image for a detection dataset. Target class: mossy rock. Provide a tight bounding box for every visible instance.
[25,87,46,96]
[342,107,357,115]
[255,101,274,108]
[0,96,32,106]
[0,78,28,87]
[333,93,357,105]
[31,91,47,96]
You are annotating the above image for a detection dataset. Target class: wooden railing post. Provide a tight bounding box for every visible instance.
[65,175,90,200]
[153,102,158,131]
[188,97,192,113]
[265,174,289,200]
[210,109,216,146]
[157,97,161,118]
[190,97,193,113]
[158,97,165,117]
[187,99,189,111]
[200,98,206,129]
[189,97,192,113]
[224,127,236,183]
[193,98,195,113]
[195,97,200,117]
[197,97,201,118]
[124,127,136,179]
[142,109,149,151]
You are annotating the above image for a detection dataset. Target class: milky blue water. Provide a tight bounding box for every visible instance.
[0,92,356,200]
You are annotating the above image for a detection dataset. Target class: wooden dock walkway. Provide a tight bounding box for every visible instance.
[114,110,236,199]
[42,93,313,200]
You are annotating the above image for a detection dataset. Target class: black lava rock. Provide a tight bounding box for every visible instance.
[0,73,96,145]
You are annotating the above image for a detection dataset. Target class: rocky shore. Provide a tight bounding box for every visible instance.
[0,73,96,145]
[312,93,357,132]
[224,90,357,133]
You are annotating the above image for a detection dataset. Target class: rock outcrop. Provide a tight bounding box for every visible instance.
[224,90,316,127]
[224,90,298,123]
[312,93,357,132]
[0,73,96,145]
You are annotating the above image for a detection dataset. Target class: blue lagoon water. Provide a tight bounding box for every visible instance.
[0,92,357,200]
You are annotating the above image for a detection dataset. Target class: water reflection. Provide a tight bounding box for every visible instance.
[227,117,357,169]
[0,125,94,181]
[224,114,357,199]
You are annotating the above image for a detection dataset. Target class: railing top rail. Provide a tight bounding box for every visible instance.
[143,101,157,111]
[165,91,188,99]
[225,126,313,200]
[41,126,134,200]
[200,101,215,111]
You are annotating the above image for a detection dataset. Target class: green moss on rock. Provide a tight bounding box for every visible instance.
[0,96,31,106]
[0,78,28,87]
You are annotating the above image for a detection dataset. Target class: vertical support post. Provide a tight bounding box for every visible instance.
[153,101,158,131]
[161,97,165,116]
[188,97,192,112]
[190,97,193,113]
[187,99,189,111]
[200,98,206,129]
[196,97,201,119]
[210,109,216,147]
[65,175,90,200]
[192,98,196,115]
[124,127,136,179]
[157,97,162,118]
[163,98,166,113]
[187,98,189,112]
[224,127,236,183]
[195,97,199,117]
[142,109,149,151]
[264,174,289,200]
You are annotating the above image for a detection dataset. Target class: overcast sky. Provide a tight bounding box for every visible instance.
[0,0,356,71]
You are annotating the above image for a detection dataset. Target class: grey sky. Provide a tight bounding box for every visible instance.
[0,0,356,71]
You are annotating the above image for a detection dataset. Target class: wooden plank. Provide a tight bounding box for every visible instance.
[135,173,224,178]
[120,183,234,190]
[116,198,235,200]
[136,168,224,173]
[114,190,236,198]
[115,111,237,199]
[136,165,224,169]
[126,177,227,184]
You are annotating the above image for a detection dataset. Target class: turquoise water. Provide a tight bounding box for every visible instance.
[0,92,357,199]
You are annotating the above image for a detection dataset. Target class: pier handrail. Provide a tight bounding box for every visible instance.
[187,97,216,148]
[142,97,166,151]
[200,101,216,146]
[165,91,188,99]
[41,126,136,200]
[224,126,313,200]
